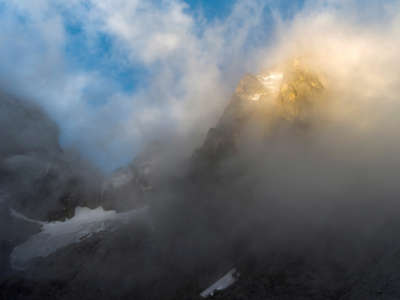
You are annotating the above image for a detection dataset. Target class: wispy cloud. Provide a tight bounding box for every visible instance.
[0,0,397,171]
[0,0,272,171]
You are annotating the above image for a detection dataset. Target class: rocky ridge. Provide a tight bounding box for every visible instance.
[2,61,400,300]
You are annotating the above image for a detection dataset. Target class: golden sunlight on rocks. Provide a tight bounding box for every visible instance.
[235,58,325,121]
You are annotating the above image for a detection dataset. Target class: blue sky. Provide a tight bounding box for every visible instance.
[62,0,263,94]
[63,1,239,93]
[52,0,306,96]
[0,0,394,172]
[184,0,235,20]
[61,0,306,94]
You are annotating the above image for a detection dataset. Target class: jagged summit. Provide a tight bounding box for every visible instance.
[192,59,325,175]
[235,71,283,102]
[234,58,324,120]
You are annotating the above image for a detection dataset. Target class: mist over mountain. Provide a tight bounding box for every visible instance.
[0,92,104,220]
[2,1,400,299]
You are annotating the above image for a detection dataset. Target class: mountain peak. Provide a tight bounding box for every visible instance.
[234,58,324,121]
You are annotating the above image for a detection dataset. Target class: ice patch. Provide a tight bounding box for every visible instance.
[10,206,147,270]
[249,93,262,101]
[200,268,239,298]
[257,72,283,95]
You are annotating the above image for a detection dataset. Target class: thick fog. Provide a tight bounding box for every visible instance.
[142,3,400,285]
[2,1,400,298]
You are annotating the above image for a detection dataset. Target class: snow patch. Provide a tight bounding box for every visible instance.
[200,268,239,298]
[10,206,147,270]
[249,93,262,101]
[257,72,283,93]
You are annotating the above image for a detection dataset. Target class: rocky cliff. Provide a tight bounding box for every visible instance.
[0,92,102,221]
[3,61,400,300]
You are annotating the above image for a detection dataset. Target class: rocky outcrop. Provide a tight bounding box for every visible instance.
[4,59,400,300]
[0,91,61,158]
[191,58,324,180]
[100,141,159,211]
[0,92,102,221]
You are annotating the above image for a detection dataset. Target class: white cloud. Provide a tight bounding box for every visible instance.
[2,0,396,171]
[0,0,272,171]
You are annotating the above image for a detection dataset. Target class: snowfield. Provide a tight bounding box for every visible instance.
[200,268,239,298]
[10,206,148,270]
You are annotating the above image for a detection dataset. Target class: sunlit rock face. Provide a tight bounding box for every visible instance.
[235,59,324,120]
[277,60,324,120]
[235,72,283,102]
[191,59,325,175]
